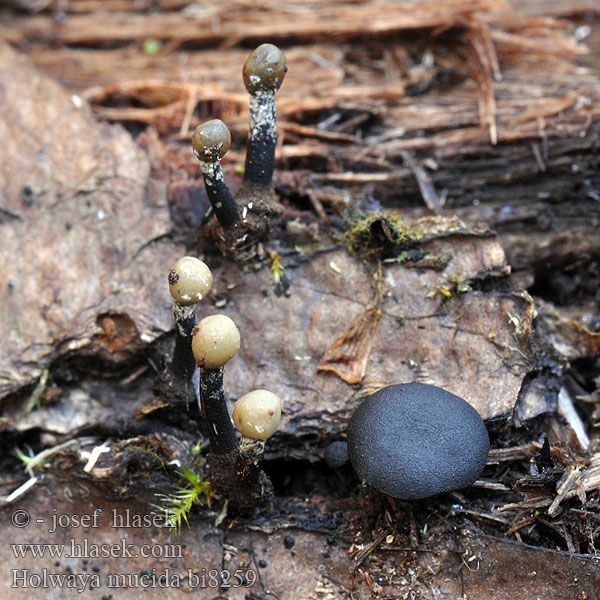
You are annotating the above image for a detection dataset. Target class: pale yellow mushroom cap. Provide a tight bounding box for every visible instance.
[233,389,282,440]
[191,314,240,369]
[169,256,213,305]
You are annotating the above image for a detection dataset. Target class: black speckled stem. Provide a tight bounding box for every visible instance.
[201,161,240,229]
[199,367,238,455]
[244,91,276,186]
[170,303,196,381]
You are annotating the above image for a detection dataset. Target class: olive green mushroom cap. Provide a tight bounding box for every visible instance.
[191,314,240,369]
[168,256,213,305]
[243,43,287,94]
[192,119,231,162]
[233,389,282,440]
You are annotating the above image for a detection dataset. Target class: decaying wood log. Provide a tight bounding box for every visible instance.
[1,0,599,453]
[0,2,599,596]
[2,480,599,599]
[9,3,595,224]
[0,0,510,46]
[0,37,554,463]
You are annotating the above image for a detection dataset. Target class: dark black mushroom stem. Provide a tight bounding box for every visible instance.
[192,119,240,229]
[171,304,197,380]
[242,43,287,187]
[198,366,238,455]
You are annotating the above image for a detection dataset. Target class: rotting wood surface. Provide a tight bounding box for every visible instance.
[1,478,599,599]
[7,0,595,285]
[0,39,551,454]
[0,1,599,598]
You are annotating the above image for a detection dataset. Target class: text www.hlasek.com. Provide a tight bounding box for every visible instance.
[11,538,182,559]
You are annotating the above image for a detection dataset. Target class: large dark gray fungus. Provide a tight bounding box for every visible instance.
[347,383,489,500]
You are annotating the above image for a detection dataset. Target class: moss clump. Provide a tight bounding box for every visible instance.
[154,467,215,530]
[341,211,424,260]
[426,273,473,300]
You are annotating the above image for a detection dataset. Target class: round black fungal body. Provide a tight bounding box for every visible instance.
[347,383,490,500]
[324,440,349,469]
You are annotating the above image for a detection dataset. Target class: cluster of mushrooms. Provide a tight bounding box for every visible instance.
[168,256,281,510]
[192,43,287,260]
[161,43,290,511]
[167,43,491,510]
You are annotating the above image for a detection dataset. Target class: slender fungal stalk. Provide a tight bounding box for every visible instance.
[199,366,238,455]
[244,91,277,186]
[191,319,279,511]
[200,160,240,228]
[170,302,197,380]
[191,314,241,457]
[192,119,240,230]
[242,44,287,188]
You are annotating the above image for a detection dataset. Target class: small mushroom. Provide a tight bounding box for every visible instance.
[191,314,240,455]
[192,119,240,229]
[168,256,213,381]
[324,440,349,469]
[233,389,282,466]
[346,383,489,500]
[242,43,287,187]
[192,45,286,260]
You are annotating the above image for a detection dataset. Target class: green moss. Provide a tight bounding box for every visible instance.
[13,445,36,469]
[124,443,168,472]
[142,38,163,56]
[341,211,423,260]
[427,273,472,300]
[154,467,215,531]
